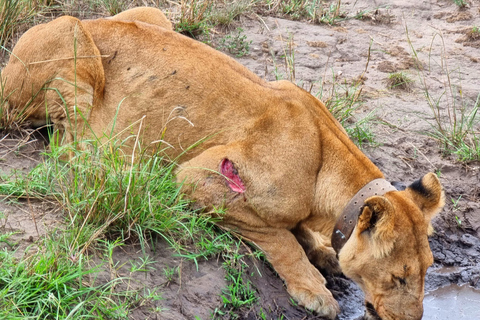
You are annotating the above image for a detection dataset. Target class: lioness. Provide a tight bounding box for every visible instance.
[1,7,444,320]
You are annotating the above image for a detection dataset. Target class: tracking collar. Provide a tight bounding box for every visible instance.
[331,179,397,254]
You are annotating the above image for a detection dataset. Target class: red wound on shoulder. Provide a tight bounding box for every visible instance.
[220,158,246,193]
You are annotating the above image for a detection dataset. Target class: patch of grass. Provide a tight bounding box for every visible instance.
[319,79,376,148]
[311,0,345,25]
[209,0,253,27]
[282,0,345,25]
[280,0,311,20]
[0,232,133,319]
[0,0,39,49]
[386,71,414,91]
[0,120,240,317]
[426,88,480,161]
[466,26,480,41]
[0,132,225,253]
[271,33,296,82]
[94,0,130,16]
[256,0,350,25]
[453,0,467,8]
[451,195,463,226]
[406,28,480,162]
[168,0,258,39]
[213,243,258,318]
[354,6,395,25]
[163,265,179,284]
[173,0,212,38]
[221,250,257,309]
[218,27,252,57]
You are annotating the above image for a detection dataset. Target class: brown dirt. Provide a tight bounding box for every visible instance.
[1,1,480,319]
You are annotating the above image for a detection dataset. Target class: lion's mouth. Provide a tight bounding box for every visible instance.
[365,302,382,320]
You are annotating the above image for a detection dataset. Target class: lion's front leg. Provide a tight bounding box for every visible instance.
[176,146,339,318]
[236,225,340,319]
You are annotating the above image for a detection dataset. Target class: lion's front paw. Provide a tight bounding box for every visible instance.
[288,286,340,319]
[308,246,342,275]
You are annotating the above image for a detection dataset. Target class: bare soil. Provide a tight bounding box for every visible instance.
[1,1,480,319]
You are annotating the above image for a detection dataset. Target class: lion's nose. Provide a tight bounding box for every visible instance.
[404,302,423,320]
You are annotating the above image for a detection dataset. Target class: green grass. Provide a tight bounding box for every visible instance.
[308,0,345,25]
[256,0,346,24]
[0,135,242,318]
[386,71,414,91]
[319,79,377,148]
[168,0,365,39]
[0,232,132,319]
[217,27,252,57]
[405,27,480,162]
[426,90,480,162]
[467,26,480,41]
[270,33,296,82]
[257,0,375,25]
[0,110,241,318]
[213,242,259,318]
[0,0,40,49]
[0,128,256,318]
[173,0,213,38]
[209,0,253,27]
[0,130,228,253]
[453,0,467,8]
[93,0,129,16]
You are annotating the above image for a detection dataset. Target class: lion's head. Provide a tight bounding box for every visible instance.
[338,173,444,320]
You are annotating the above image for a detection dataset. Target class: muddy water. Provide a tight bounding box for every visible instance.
[423,284,480,320]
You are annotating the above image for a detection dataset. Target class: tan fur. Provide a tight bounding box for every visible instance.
[1,8,444,320]
[109,7,172,30]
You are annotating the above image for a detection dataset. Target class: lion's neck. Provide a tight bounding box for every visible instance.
[313,128,384,236]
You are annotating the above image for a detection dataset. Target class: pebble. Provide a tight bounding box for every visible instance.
[460,234,479,247]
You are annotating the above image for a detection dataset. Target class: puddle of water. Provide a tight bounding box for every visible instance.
[423,284,480,320]
[431,266,462,274]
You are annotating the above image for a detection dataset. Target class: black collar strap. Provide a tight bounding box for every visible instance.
[331,179,397,254]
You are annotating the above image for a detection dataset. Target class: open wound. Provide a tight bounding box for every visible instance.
[220,158,246,193]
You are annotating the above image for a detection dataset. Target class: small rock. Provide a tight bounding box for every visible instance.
[448,234,459,242]
[460,234,479,247]
[461,270,471,283]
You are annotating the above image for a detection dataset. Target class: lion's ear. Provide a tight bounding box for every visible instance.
[406,173,445,222]
[357,196,397,258]
[111,7,173,30]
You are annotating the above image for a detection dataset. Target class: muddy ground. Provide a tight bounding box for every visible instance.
[1,1,480,319]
